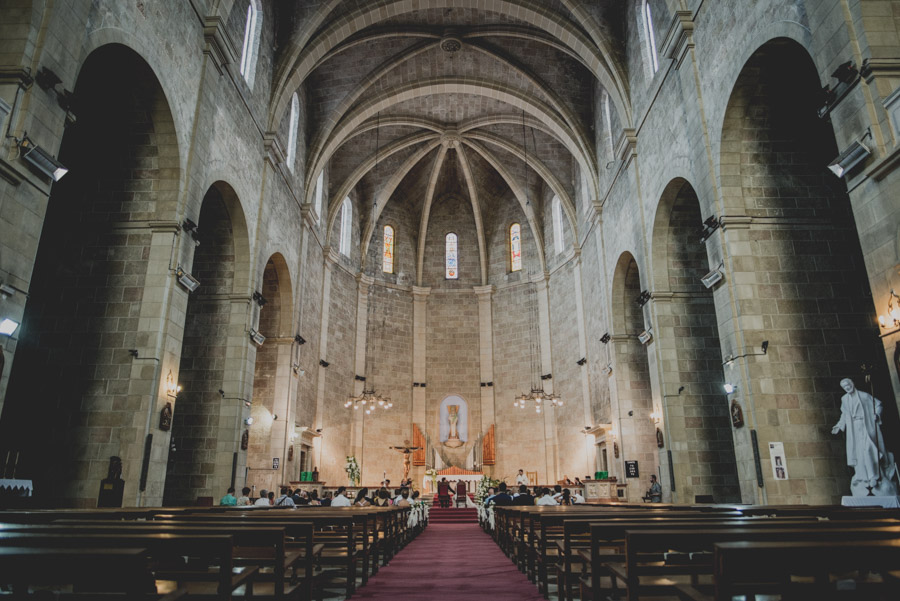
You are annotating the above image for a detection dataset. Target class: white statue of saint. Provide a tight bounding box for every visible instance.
[831,378,898,496]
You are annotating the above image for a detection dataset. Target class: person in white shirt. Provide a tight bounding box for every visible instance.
[515,469,529,486]
[536,487,557,505]
[254,489,271,506]
[572,490,585,504]
[330,486,352,507]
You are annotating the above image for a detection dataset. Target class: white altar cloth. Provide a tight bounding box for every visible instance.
[841,495,900,508]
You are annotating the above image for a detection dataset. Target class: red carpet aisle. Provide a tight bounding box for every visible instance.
[353,522,545,600]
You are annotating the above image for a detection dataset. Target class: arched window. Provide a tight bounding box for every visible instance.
[286,93,299,171]
[239,0,262,86]
[383,225,394,274]
[445,233,458,279]
[314,170,324,221]
[510,223,522,272]
[602,90,614,159]
[552,196,564,255]
[340,197,352,257]
[642,0,660,73]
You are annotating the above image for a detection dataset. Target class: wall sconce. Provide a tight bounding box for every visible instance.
[165,370,181,398]
[175,266,200,292]
[699,216,720,244]
[638,329,653,345]
[249,328,266,346]
[701,262,725,289]
[878,289,900,336]
[18,136,68,181]
[723,383,736,394]
[828,137,871,178]
[722,340,769,366]
[636,290,652,307]
[0,318,20,336]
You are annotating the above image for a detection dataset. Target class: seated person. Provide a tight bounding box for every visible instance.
[396,489,411,507]
[374,488,392,506]
[574,477,583,487]
[331,486,351,507]
[437,478,455,507]
[513,484,534,506]
[536,487,557,505]
[219,487,237,506]
[515,469,530,485]
[354,487,372,507]
[236,486,252,506]
[572,489,585,504]
[274,487,296,507]
[486,482,514,506]
[254,489,271,506]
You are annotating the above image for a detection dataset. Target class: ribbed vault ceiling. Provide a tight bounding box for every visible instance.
[269,0,629,279]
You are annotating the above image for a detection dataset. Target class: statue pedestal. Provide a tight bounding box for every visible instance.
[841,495,900,509]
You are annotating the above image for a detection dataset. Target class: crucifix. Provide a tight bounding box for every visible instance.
[389,439,421,482]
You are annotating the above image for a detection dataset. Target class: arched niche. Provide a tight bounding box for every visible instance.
[439,395,469,444]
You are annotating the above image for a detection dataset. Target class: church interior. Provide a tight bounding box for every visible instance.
[2,0,900,566]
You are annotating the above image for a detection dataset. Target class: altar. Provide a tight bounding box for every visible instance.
[423,466,484,494]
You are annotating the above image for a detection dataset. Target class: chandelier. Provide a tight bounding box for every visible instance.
[346,112,392,415]
[345,387,393,413]
[515,109,563,415]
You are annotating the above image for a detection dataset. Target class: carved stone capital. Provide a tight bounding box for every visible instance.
[473,284,495,299]
[616,128,638,169]
[203,16,237,75]
[661,10,695,70]
[411,285,432,300]
[263,131,285,168]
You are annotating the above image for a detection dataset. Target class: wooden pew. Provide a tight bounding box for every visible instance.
[0,531,256,600]
[0,546,186,599]
[711,538,900,601]
[614,525,900,601]
[46,519,314,600]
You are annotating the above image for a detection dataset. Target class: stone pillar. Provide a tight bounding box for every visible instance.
[350,274,373,464]
[313,250,336,468]
[411,286,430,431]
[571,254,594,478]
[532,273,560,482]
[474,285,495,434]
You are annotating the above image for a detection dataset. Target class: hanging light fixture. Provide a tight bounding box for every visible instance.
[346,112,392,415]
[514,111,562,414]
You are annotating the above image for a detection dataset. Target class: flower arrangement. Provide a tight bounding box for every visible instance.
[345,455,360,486]
[474,475,501,505]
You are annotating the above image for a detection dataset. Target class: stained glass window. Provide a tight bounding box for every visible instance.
[510,223,522,272]
[553,196,564,255]
[340,197,352,256]
[383,225,394,274]
[445,233,458,279]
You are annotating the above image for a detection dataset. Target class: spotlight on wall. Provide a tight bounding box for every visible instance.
[638,329,653,345]
[828,139,871,178]
[182,218,200,242]
[723,383,736,394]
[0,318,20,336]
[175,266,200,292]
[636,290,652,307]
[576,357,587,366]
[0,283,16,299]
[878,289,900,334]
[701,264,725,289]
[245,416,254,426]
[600,332,611,344]
[18,136,68,181]
[252,291,267,307]
[294,334,306,345]
[249,329,266,346]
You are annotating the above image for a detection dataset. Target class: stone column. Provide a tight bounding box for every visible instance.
[351,274,373,467]
[532,273,560,482]
[313,250,337,468]
[474,285,495,435]
[571,253,594,477]
[411,286,430,430]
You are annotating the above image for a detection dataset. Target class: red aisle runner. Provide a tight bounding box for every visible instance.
[353,522,544,600]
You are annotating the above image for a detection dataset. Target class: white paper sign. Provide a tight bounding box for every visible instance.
[769,442,788,480]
